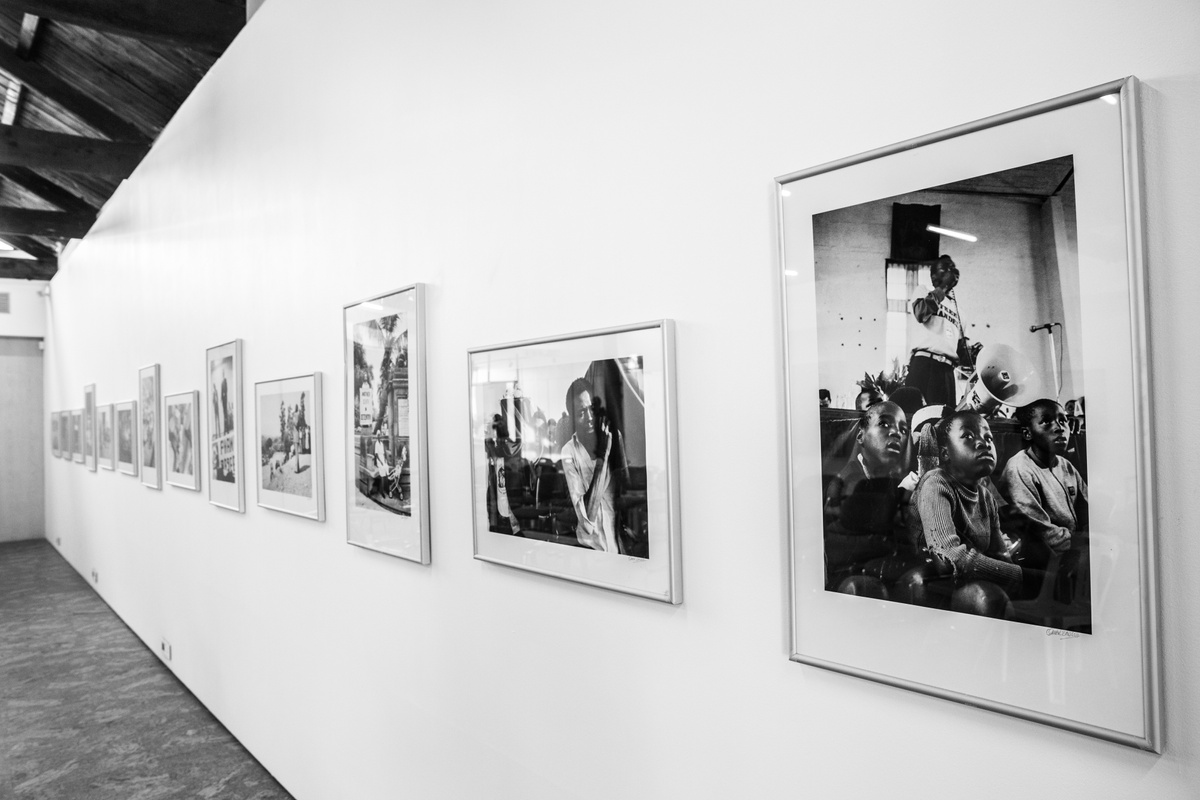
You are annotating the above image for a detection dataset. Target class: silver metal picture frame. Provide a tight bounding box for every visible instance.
[255,373,324,521]
[138,365,161,489]
[164,391,200,491]
[207,339,245,512]
[468,320,682,604]
[83,383,96,471]
[777,77,1159,749]
[115,400,138,476]
[97,403,115,471]
[343,285,430,563]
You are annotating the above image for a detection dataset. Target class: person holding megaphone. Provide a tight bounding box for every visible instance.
[904,255,982,406]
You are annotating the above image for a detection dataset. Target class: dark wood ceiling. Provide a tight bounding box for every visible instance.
[0,1,246,280]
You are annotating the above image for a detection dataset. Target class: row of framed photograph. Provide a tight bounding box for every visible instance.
[50,362,327,520]
[47,79,1157,752]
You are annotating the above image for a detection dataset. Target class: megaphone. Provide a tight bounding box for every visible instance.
[956,343,1043,414]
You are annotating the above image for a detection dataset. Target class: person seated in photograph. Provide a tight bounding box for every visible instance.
[903,255,980,406]
[823,401,913,592]
[998,400,1088,597]
[560,377,632,555]
[908,410,1032,618]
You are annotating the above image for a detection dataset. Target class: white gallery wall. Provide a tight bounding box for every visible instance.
[41,1,1200,798]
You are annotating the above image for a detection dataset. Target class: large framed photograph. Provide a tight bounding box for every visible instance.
[207,339,245,512]
[70,409,83,463]
[50,411,61,458]
[777,78,1158,748]
[164,391,200,491]
[138,365,161,489]
[343,285,429,563]
[255,373,324,520]
[468,320,681,603]
[115,401,138,476]
[83,383,96,471]
[98,404,115,470]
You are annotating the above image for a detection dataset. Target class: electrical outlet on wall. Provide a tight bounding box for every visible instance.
[91,569,98,584]
[159,639,172,662]
[56,537,61,547]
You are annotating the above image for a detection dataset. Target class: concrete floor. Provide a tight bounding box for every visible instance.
[0,539,294,799]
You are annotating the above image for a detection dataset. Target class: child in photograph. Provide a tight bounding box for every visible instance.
[908,410,1024,615]
[998,399,1088,569]
[823,401,911,587]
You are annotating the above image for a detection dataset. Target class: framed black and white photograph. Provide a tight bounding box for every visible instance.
[98,404,115,471]
[58,411,69,462]
[207,339,245,512]
[777,78,1158,748]
[83,383,96,471]
[468,320,681,603]
[115,400,138,476]
[343,285,429,562]
[255,373,324,521]
[165,391,200,491]
[70,409,83,463]
[138,365,161,489]
[50,411,60,458]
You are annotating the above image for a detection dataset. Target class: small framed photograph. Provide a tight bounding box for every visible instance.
[138,365,161,489]
[343,285,430,563]
[777,78,1158,748]
[468,320,681,603]
[255,373,324,521]
[207,339,246,512]
[115,401,138,476]
[50,411,61,457]
[98,404,115,470]
[70,409,83,463]
[164,391,200,491]
[58,412,69,461]
[83,383,96,471]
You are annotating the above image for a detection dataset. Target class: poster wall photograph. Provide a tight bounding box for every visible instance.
[207,339,245,512]
[98,404,115,470]
[468,320,681,603]
[115,401,138,476]
[777,78,1158,749]
[255,373,324,520]
[50,411,60,457]
[343,285,429,562]
[165,391,200,491]
[83,384,96,471]
[138,365,161,489]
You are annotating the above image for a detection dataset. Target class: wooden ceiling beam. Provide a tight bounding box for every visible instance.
[2,233,57,259]
[5,1,243,53]
[0,165,95,214]
[0,47,147,141]
[0,207,93,237]
[0,257,55,279]
[0,125,147,174]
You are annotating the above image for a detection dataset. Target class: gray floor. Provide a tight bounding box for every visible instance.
[0,539,294,799]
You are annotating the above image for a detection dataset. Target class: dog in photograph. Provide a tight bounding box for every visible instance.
[268,450,286,479]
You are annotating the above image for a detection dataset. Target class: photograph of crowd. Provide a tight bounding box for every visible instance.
[813,155,1091,633]
[351,310,411,516]
[473,355,649,558]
